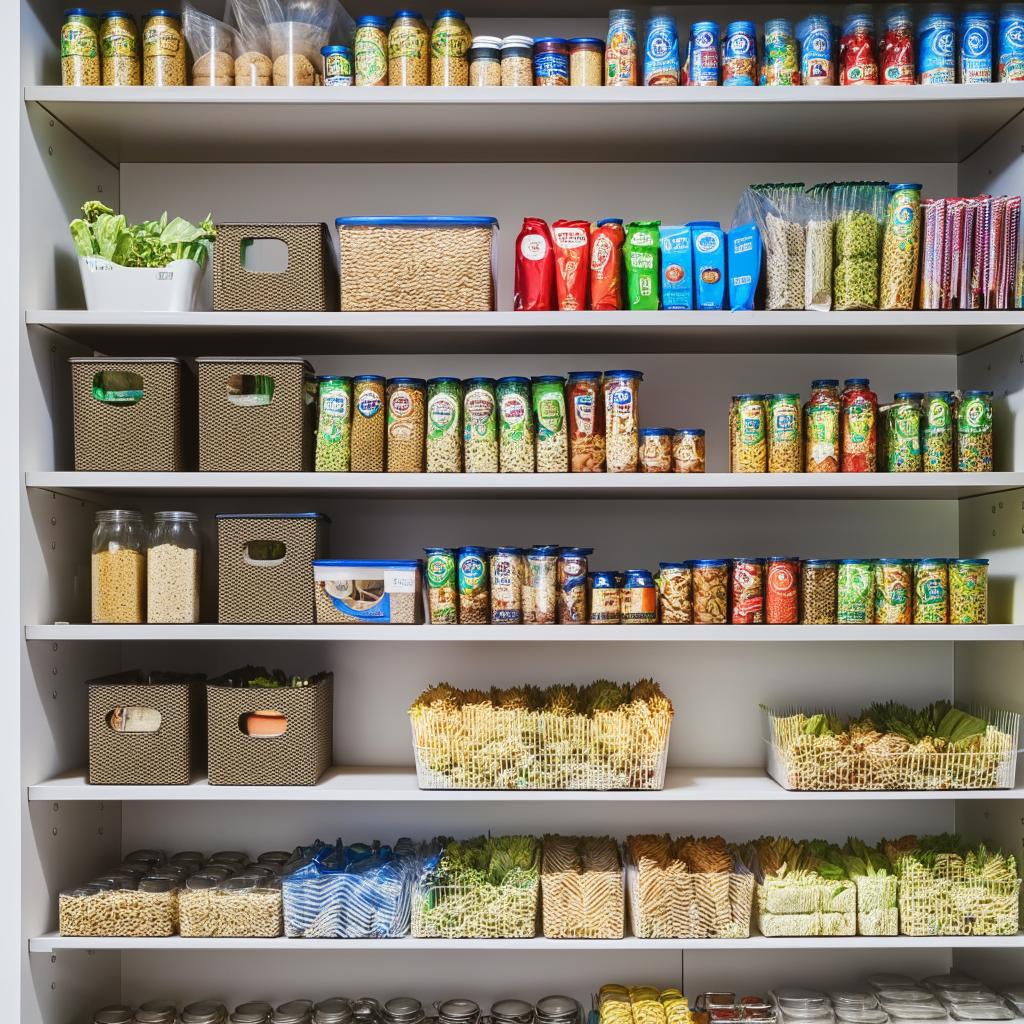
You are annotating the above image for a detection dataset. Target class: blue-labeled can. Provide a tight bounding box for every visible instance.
[589,570,621,624]
[534,37,569,85]
[723,20,757,85]
[961,5,995,82]
[918,5,956,83]
[689,20,720,85]
[557,546,591,625]
[321,44,353,86]
[457,546,489,625]
[644,13,680,85]
[621,568,658,624]
[797,13,834,85]
[998,2,1024,80]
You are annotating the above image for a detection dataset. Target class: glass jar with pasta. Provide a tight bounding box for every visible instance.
[388,9,429,85]
[673,428,705,473]
[840,378,878,472]
[524,544,558,624]
[656,563,692,623]
[922,390,955,472]
[949,558,988,624]
[692,559,728,624]
[588,570,621,624]
[913,558,948,624]
[731,394,767,472]
[803,379,840,473]
[567,371,605,472]
[638,428,672,472]
[884,392,923,472]
[603,369,642,473]
[766,393,802,472]
[800,559,837,624]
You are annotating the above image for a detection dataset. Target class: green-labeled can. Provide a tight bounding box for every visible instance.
[838,559,875,624]
[874,558,912,624]
[457,545,490,624]
[957,389,993,472]
[731,394,767,473]
[463,377,498,473]
[949,558,988,624]
[914,558,948,624]
[426,377,463,474]
[424,547,457,624]
[766,392,802,472]
[315,376,352,472]
[532,375,568,473]
[885,392,922,473]
[922,391,954,472]
[497,376,535,473]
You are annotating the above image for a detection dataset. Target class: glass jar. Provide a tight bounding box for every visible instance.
[767,393,802,472]
[490,547,524,624]
[731,394,767,472]
[949,558,988,624]
[621,568,657,623]
[501,35,534,86]
[885,392,923,472]
[841,377,878,472]
[589,570,621,624]
[388,10,429,86]
[424,548,457,623]
[766,555,799,624]
[557,547,590,624]
[457,546,489,624]
[534,36,569,85]
[922,390,955,471]
[731,557,765,624]
[656,562,692,623]
[142,9,186,86]
[673,428,705,473]
[567,371,605,472]
[569,37,604,85]
[692,559,728,624]
[638,427,672,472]
[62,8,101,86]
[603,369,642,472]
[524,545,558,624]
[315,375,352,472]
[462,376,498,472]
[497,376,534,472]
[804,379,841,472]
[532,375,569,472]
[914,558,949,624]
[92,509,146,624]
[431,9,472,86]
[800,559,837,624]
[351,375,386,472]
[386,377,426,473]
[355,15,389,85]
[838,558,875,623]
[874,558,912,624]
[957,389,994,471]
[100,11,139,85]
[147,511,201,624]
[426,377,463,473]
[322,45,353,86]
[468,36,501,85]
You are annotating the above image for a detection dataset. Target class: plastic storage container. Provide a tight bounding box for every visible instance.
[313,559,424,624]
[336,216,498,312]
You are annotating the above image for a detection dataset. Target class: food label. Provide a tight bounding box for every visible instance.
[491,554,517,589]
[643,16,680,85]
[143,23,182,58]
[571,392,596,435]
[355,31,388,84]
[589,587,620,624]
[621,583,657,623]
[961,19,993,82]
[520,234,549,261]
[389,25,426,60]
[428,392,458,440]
[958,395,992,434]
[431,24,471,58]
[324,51,353,84]
[731,562,763,623]
[737,400,765,446]
[322,391,349,420]
[101,28,136,58]
[356,388,382,418]
[535,50,569,84]
[458,553,486,593]
[1000,16,1024,79]
[926,396,951,431]
[62,21,98,58]
[552,221,590,311]
[844,400,873,445]
[770,402,799,443]
[606,15,638,84]
[426,552,455,589]
[464,387,496,440]
[534,391,565,441]
[606,385,635,431]
[919,16,955,82]
[389,389,414,419]
[500,391,528,440]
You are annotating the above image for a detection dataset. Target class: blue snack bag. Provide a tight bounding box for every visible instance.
[728,222,762,311]
[688,221,726,310]
[660,225,693,310]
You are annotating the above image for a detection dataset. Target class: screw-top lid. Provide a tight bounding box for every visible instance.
[502,34,534,48]
[734,393,765,400]
[437,1001,480,1021]
[356,15,389,28]
[675,427,705,435]
[604,369,643,380]
[427,376,461,385]
[567,370,602,380]
[844,378,870,387]
[101,11,136,20]
[387,376,426,387]
[811,378,840,387]
[143,9,181,19]
[894,391,924,401]
[322,44,352,55]
[532,375,565,384]
[392,10,424,20]
[153,510,199,522]
[498,375,531,385]
[639,427,673,436]
[65,8,99,16]
[434,8,465,20]
[95,1008,134,1024]
[182,1002,227,1024]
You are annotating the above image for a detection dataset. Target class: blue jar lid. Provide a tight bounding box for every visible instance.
[768,393,801,401]
[529,545,559,555]
[567,371,602,380]
[889,182,923,192]
[462,376,495,387]
[659,561,691,569]
[963,389,994,396]
[733,556,766,564]
[356,15,390,27]
[101,10,135,19]
[493,546,523,555]
[531,375,565,384]
[802,559,837,566]
[734,393,765,401]
[353,374,385,383]
[569,36,604,46]
[844,378,870,387]
[317,374,351,382]
[726,20,757,33]
[839,558,874,564]
[916,557,949,566]
[951,558,990,565]
[143,9,179,18]
[811,379,840,388]
[624,568,654,578]
[423,547,454,555]
[458,545,488,555]
[558,546,593,556]
[925,390,956,398]
[876,557,911,565]
[692,20,719,32]
[434,9,465,19]
[534,36,569,45]
[894,391,924,400]
[387,377,426,387]
[393,10,424,19]
[427,376,461,385]
[498,375,530,385]
[322,44,352,55]
[604,369,643,380]
[596,218,623,227]
[65,7,99,14]
[692,558,729,567]
[675,428,705,436]
[639,427,673,437]
[591,571,619,587]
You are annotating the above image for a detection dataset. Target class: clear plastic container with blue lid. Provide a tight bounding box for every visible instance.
[336,216,499,312]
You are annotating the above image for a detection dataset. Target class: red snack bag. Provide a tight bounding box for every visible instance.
[514,217,556,311]
[589,218,626,310]
[551,219,591,311]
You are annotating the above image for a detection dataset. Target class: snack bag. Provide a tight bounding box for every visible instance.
[660,225,692,310]
[514,217,556,311]
[624,221,661,310]
[590,218,625,310]
[689,220,726,309]
[551,219,591,311]
[728,222,762,311]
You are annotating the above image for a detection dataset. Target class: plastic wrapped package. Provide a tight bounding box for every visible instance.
[259,0,354,85]
[227,0,273,83]
[804,183,834,310]
[183,3,239,85]
[179,874,283,937]
[832,181,890,310]
[736,183,808,309]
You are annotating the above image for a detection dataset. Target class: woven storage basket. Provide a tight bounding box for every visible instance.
[764,705,1020,791]
[896,860,1021,936]
[217,513,327,624]
[540,835,624,939]
[213,223,338,312]
[206,674,333,786]
[70,357,186,472]
[411,875,538,938]
[87,672,197,786]
[197,357,315,472]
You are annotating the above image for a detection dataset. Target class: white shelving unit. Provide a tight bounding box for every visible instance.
[16,0,1024,1019]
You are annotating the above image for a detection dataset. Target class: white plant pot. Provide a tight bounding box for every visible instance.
[78,256,206,312]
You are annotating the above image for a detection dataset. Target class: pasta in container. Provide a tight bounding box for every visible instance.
[541,835,624,939]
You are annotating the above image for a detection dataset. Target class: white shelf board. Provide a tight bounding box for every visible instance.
[27,310,1024,357]
[28,933,1024,952]
[26,471,1024,501]
[24,85,1024,165]
[24,624,1024,642]
[28,767,1024,803]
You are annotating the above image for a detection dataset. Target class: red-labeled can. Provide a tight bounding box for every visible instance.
[514,217,556,311]
[730,557,764,624]
[766,556,799,624]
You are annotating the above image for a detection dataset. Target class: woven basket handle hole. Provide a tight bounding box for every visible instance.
[227,374,275,407]
[241,711,288,737]
[239,237,289,275]
[106,706,161,733]
[243,540,286,567]
[91,370,144,406]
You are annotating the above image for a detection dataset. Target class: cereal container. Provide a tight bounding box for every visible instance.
[841,378,878,472]
[919,6,956,83]
[524,545,558,624]
[92,510,146,624]
[62,8,100,86]
[567,371,605,472]
[880,183,922,310]
[923,390,955,471]
[431,9,472,86]
[463,377,498,472]
[949,558,988,623]
[692,559,729,624]
[673,429,705,473]
[468,36,501,85]
[800,559,838,624]
[570,37,604,85]
[497,376,535,472]
[534,37,569,85]
[723,20,758,84]
[426,377,463,473]
[621,569,657,624]
[914,558,949,624]
[657,563,692,623]
[425,547,457,624]
[388,9,429,85]
[351,375,386,472]
[604,369,642,473]
[142,9,186,86]
[731,557,764,624]
[838,558,875,624]
[885,392,923,472]
[766,556,799,624]
[490,547,524,624]
[315,376,352,473]
[589,571,621,624]
[313,560,424,624]
[386,377,426,473]
[100,11,139,86]
[804,379,840,472]
[957,389,994,471]
[501,35,534,85]
[557,547,590,624]
[606,8,638,84]
[732,394,767,472]
[147,511,200,624]
[767,393,802,472]
[874,558,913,624]
[355,15,389,85]
[532,376,569,472]
[457,546,489,624]
[638,428,673,473]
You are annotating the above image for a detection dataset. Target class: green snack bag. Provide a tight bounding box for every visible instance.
[625,220,661,310]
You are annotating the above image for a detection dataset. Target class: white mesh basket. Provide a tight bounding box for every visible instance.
[411,877,539,938]
[764,705,1020,791]
[410,704,671,790]
[541,836,624,939]
[897,861,1021,936]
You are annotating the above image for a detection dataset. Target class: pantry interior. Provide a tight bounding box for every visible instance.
[16,0,1024,1021]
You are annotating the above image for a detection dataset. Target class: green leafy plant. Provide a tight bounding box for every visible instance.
[69,201,216,269]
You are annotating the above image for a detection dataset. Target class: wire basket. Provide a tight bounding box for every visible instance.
[541,835,624,939]
[897,861,1021,936]
[764,705,1020,791]
[852,875,898,936]
[626,839,752,939]
[410,704,671,790]
[755,878,857,937]
[412,876,539,938]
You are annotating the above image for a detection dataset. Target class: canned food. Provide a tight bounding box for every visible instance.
[919,6,956,83]
[463,377,498,473]
[798,13,834,84]
[657,562,692,623]
[804,379,841,472]
[874,558,913,624]
[689,20,720,85]
[960,6,994,82]
[949,558,988,623]
[557,547,590,624]
[673,428,705,473]
[639,428,673,472]
[766,556,799,624]
[767,393,802,472]
[693,559,729,624]
[730,557,764,624]
[457,546,489,624]
[567,371,605,472]
[800,559,838,624]
[322,44,354,85]
[490,547,524,624]
[644,13,680,85]
[524,545,558,624]
[957,389,993,472]
[621,568,658,623]
[762,18,800,85]
[923,390,955,471]
[606,8,639,84]
[885,392,923,472]
[723,20,758,85]
[589,571,621,624]
[914,558,949,623]
[838,559,875,624]
[731,394,767,472]
[425,549,457,624]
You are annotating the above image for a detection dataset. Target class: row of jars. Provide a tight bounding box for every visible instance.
[316,372,706,475]
[730,379,994,473]
[94,996,582,1024]
[91,509,201,624]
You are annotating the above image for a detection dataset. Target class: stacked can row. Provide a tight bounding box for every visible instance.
[317,372,705,474]
[730,380,993,473]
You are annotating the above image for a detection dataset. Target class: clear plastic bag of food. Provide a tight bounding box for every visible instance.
[183,2,240,85]
[226,0,272,84]
[259,0,354,85]
[735,183,808,310]
[804,182,834,311]
[832,180,889,310]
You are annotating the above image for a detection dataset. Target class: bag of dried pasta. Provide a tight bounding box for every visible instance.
[735,183,808,310]
[804,182,834,311]
[183,2,240,85]
[832,180,889,310]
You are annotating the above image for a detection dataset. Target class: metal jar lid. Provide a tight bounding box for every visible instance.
[182,1002,228,1024]
[135,1011,175,1024]
[535,998,580,1021]
[492,1001,534,1023]
[234,1003,274,1024]
[316,999,355,1024]
[95,1007,134,1024]
[352,999,381,1021]
[438,1001,480,1021]
[279,1002,315,1018]
[385,999,425,1021]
